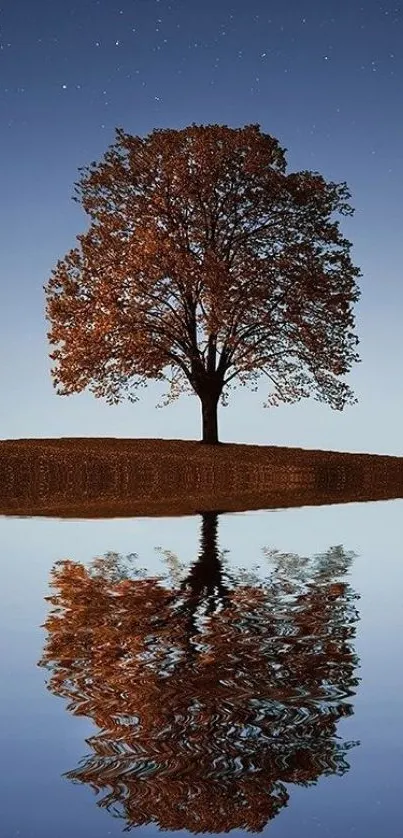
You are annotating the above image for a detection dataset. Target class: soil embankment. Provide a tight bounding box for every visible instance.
[0,437,402,518]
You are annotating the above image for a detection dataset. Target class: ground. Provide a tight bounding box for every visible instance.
[0,437,402,518]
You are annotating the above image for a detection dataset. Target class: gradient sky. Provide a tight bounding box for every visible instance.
[0,0,402,453]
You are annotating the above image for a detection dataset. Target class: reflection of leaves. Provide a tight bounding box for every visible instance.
[154,547,187,586]
[232,565,263,587]
[262,544,356,586]
[88,550,147,582]
[39,526,360,834]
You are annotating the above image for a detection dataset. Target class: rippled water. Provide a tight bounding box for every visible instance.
[1,499,402,836]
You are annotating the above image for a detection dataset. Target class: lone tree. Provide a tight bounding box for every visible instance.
[44,123,361,444]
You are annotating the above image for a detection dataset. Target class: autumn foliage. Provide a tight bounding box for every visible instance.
[43,123,361,443]
[39,514,360,832]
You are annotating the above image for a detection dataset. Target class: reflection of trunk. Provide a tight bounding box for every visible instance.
[200,392,220,444]
[180,511,229,636]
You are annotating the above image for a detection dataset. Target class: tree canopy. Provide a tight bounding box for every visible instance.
[39,514,360,832]
[44,123,362,442]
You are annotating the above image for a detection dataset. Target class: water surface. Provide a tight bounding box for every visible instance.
[1,499,402,836]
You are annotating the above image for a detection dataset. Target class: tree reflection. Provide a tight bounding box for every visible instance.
[39,512,360,833]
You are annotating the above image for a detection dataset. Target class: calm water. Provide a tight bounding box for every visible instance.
[1,499,402,837]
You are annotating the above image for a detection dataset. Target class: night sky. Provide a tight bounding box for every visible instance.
[1,0,402,452]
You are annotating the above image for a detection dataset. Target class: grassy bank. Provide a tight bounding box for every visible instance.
[0,437,403,518]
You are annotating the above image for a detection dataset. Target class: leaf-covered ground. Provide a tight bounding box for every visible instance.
[0,437,402,518]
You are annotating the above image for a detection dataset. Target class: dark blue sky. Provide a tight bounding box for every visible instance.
[0,0,402,451]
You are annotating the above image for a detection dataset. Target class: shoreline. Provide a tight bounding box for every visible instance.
[1,437,402,518]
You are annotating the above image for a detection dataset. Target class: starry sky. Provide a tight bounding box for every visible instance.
[0,0,402,453]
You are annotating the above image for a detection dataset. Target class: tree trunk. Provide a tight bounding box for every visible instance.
[179,512,230,639]
[200,391,220,444]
